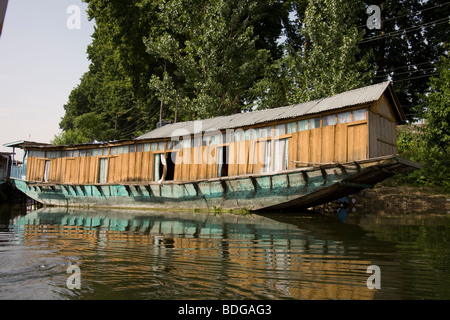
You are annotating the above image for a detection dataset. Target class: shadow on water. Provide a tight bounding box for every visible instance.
[1,204,449,300]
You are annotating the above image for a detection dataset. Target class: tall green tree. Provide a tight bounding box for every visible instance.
[56,0,165,144]
[255,0,374,108]
[358,0,450,121]
[144,0,273,120]
[288,0,374,103]
[56,0,293,144]
[422,49,450,149]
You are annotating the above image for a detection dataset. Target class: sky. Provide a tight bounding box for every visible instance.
[0,0,95,158]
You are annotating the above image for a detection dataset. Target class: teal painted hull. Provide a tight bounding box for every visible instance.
[10,156,421,212]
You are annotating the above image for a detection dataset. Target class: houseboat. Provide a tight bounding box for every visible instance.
[4,81,421,212]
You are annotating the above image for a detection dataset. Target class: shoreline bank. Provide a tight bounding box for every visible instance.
[352,183,449,214]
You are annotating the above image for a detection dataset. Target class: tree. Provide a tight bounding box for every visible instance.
[255,0,374,108]
[144,0,284,121]
[423,49,450,149]
[358,0,450,121]
[57,0,292,144]
[394,50,450,191]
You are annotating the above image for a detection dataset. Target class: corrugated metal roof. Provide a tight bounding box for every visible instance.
[136,81,392,140]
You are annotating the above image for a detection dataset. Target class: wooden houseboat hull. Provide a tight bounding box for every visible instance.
[10,155,420,213]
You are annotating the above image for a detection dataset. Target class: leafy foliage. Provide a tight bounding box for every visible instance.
[252,0,376,109]
[358,0,450,121]
[144,0,273,120]
[56,0,448,156]
[396,125,450,192]
[395,50,450,191]
[422,50,450,149]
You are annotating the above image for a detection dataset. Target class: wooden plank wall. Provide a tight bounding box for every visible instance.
[23,97,408,184]
[25,119,370,184]
[368,95,398,158]
[287,122,368,167]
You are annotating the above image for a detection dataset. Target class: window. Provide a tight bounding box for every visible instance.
[233,130,242,142]
[259,126,272,138]
[244,130,252,141]
[192,137,201,148]
[246,129,258,140]
[352,108,367,121]
[322,114,336,127]
[274,124,286,136]
[337,111,351,124]
[183,137,191,148]
[273,138,288,172]
[262,140,272,173]
[309,117,320,129]
[287,122,297,134]
[298,120,308,131]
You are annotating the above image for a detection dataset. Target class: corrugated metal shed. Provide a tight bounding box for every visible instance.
[136,81,394,140]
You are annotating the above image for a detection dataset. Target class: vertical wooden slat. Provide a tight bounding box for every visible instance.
[135,152,143,182]
[128,152,136,182]
[309,128,321,163]
[334,124,348,163]
[321,125,335,163]
[298,130,309,164]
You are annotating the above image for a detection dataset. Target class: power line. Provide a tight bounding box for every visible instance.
[373,61,435,71]
[357,2,450,29]
[359,17,449,45]
[391,73,438,83]
[374,67,436,79]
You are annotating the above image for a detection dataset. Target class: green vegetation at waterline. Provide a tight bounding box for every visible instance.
[394,52,450,192]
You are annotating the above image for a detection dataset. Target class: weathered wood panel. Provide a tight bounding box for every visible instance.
[369,111,396,158]
[321,125,335,163]
[334,124,348,163]
[309,128,321,163]
[347,123,368,161]
[297,130,309,164]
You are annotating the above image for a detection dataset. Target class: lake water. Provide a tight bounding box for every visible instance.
[0,201,448,300]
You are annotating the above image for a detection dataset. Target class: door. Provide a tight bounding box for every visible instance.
[43,160,50,182]
[98,158,108,183]
[217,146,229,177]
[273,138,288,172]
[347,124,368,161]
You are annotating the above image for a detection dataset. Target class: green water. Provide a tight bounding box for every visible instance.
[0,202,448,300]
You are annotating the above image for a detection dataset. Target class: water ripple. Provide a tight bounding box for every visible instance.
[0,207,448,299]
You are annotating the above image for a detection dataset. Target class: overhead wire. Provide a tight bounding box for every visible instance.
[359,17,449,45]
[357,1,450,29]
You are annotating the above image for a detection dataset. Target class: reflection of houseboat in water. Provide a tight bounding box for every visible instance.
[4,82,420,212]
[14,207,383,300]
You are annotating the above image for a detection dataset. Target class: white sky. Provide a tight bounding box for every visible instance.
[0,0,95,158]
